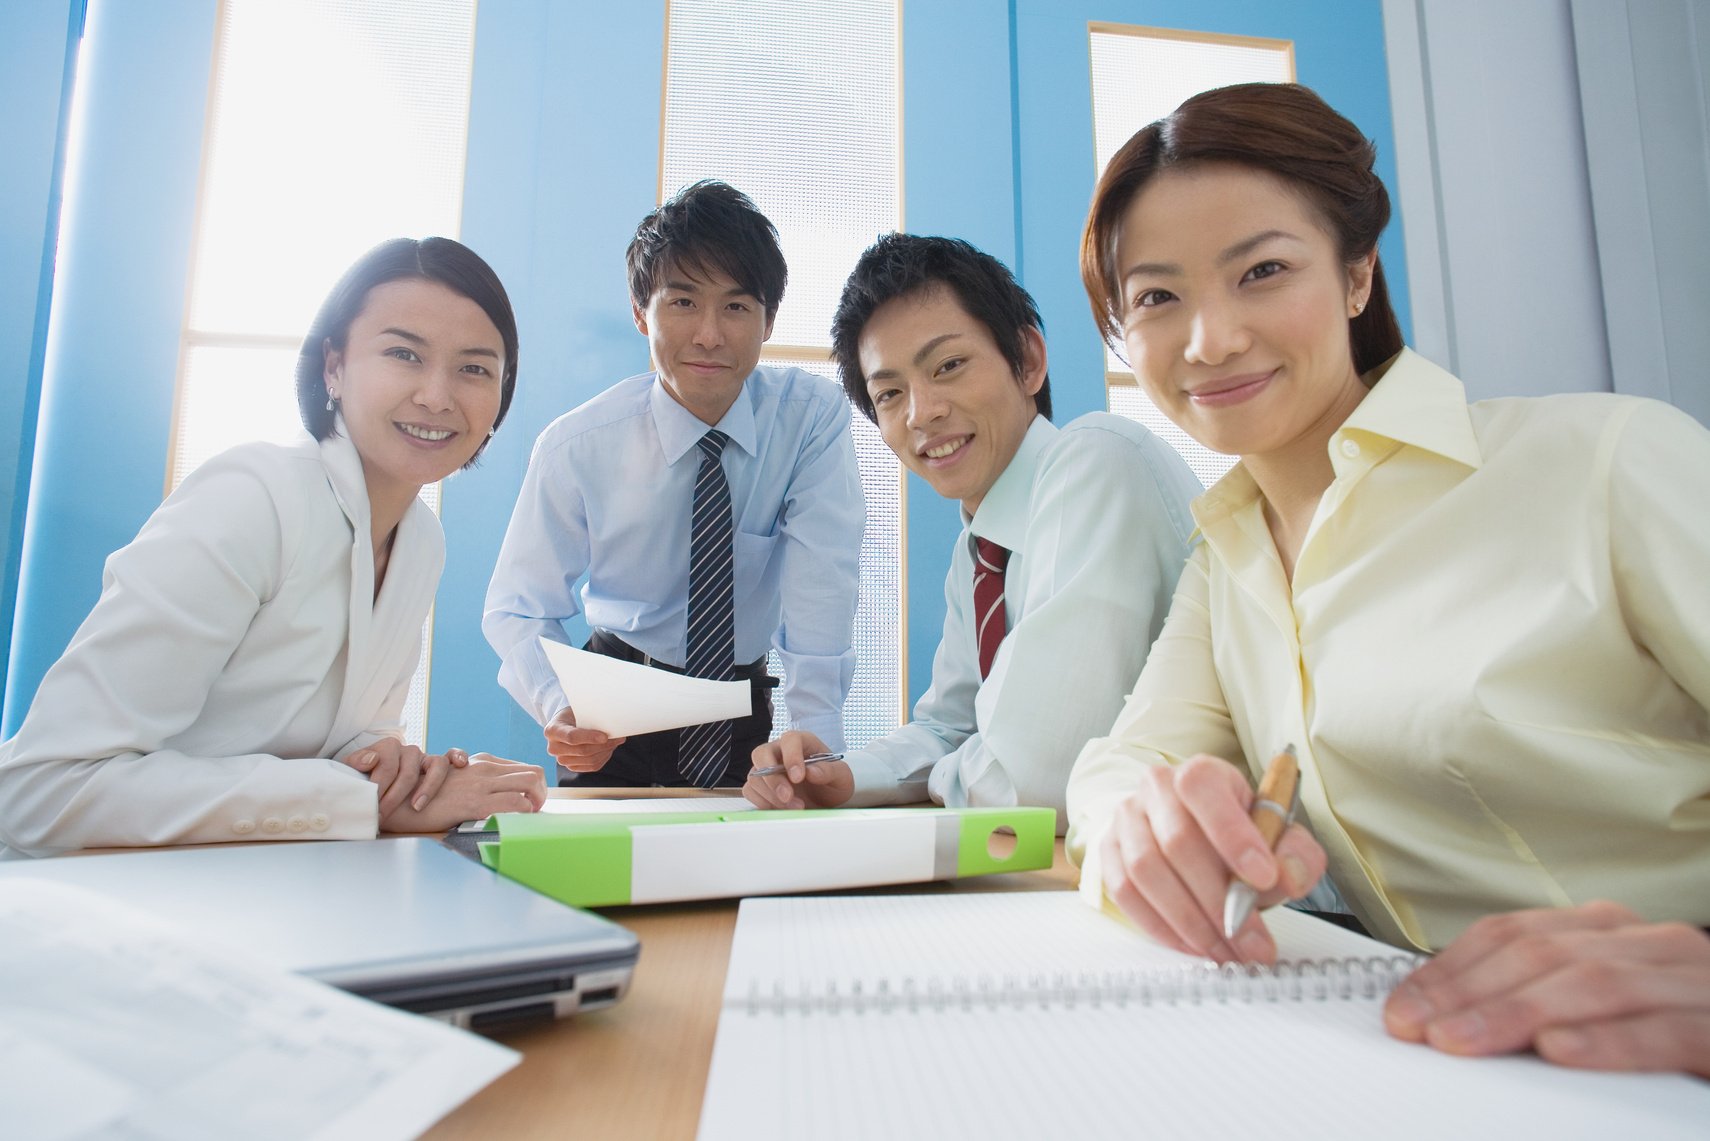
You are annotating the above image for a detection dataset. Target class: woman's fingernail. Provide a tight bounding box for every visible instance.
[1235,929,1270,961]
[413,796,427,811]
[1236,848,1270,884]
[1387,990,1432,1030]
[1434,1010,1487,1048]
[1540,1026,1589,1060]
[1280,855,1309,896]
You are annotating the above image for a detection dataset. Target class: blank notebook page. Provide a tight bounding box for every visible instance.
[699,892,1710,1141]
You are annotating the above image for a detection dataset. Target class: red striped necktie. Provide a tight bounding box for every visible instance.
[972,537,1010,680]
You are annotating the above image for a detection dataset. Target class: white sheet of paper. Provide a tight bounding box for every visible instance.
[540,638,751,736]
[0,878,518,1141]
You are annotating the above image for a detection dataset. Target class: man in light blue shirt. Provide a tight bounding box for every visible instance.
[484,181,863,787]
[744,234,1199,829]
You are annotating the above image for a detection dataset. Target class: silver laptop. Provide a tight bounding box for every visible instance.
[0,838,639,1031]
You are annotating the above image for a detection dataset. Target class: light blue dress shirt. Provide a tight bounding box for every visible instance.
[484,366,864,750]
[840,413,1202,830]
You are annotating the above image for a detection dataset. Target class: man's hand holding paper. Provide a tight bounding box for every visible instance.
[538,639,752,764]
[545,706,627,773]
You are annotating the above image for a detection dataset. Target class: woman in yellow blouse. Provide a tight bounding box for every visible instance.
[1070,82,1710,1076]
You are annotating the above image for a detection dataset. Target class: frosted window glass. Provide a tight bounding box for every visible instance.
[664,0,903,747]
[171,0,475,746]
[190,0,476,338]
[1090,29,1293,180]
[766,358,902,749]
[171,346,305,490]
[662,0,899,351]
[1092,26,1288,489]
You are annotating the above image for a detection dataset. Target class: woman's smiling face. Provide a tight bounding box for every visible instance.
[1115,162,1373,462]
[323,277,505,503]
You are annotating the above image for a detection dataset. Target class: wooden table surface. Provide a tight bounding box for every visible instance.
[425,789,1078,1140]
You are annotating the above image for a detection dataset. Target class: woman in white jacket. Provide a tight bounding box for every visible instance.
[0,237,545,857]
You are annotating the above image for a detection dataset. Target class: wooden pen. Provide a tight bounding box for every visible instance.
[1222,744,1301,938]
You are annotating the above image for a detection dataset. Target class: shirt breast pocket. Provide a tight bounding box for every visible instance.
[733,529,781,592]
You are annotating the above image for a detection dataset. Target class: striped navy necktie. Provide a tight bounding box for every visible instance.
[680,429,735,787]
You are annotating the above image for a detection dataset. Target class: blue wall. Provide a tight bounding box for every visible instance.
[898,0,1020,704]
[3,0,217,735]
[0,0,83,723]
[431,0,664,762]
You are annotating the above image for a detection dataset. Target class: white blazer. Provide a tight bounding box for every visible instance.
[0,423,443,857]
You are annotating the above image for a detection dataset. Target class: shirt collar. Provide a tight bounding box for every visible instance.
[968,415,1057,551]
[316,416,435,545]
[650,374,760,464]
[1336,348,1482,470]
[1192,348,1482,532]
[317,417,371,527]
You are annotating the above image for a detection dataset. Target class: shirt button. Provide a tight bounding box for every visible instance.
[286,815,309,833]
[232,819,256,835]
[309,813,330,831]
[1339,438,1361,458]
[261,816,286,834]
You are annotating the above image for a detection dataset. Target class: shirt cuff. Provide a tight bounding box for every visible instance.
[840,747,931,808]
[533,680,571,727]
[1076,821,1111,911]
[792,713,845,754]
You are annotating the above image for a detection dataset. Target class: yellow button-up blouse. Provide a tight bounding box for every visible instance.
[1067,349,1710,951]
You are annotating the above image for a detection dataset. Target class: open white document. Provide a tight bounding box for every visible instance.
[700,894,1710,1141]
[540,637,751,737]
[0,878,518,1141]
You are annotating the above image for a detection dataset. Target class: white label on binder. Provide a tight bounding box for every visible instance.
[628,815,938,905]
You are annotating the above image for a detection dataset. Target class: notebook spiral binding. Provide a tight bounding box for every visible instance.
[742,955,1424,1017]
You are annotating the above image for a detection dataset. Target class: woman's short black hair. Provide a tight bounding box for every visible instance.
[626,180,788,318]
[830,233,1052,423]
[294,236,519,465]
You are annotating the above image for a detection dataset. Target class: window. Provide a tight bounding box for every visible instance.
[662,0,905,744]
[171,0,478,744]
[1089,23,1293,488]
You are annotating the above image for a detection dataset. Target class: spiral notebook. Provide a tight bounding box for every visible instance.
[698,892,1710,1141]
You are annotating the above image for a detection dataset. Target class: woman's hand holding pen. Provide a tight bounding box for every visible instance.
[1098,753,1325,965]
[743,730,854,810]
[1385,900,1710,1076]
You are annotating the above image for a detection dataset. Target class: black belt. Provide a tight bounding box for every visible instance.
[589,629,778,687]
